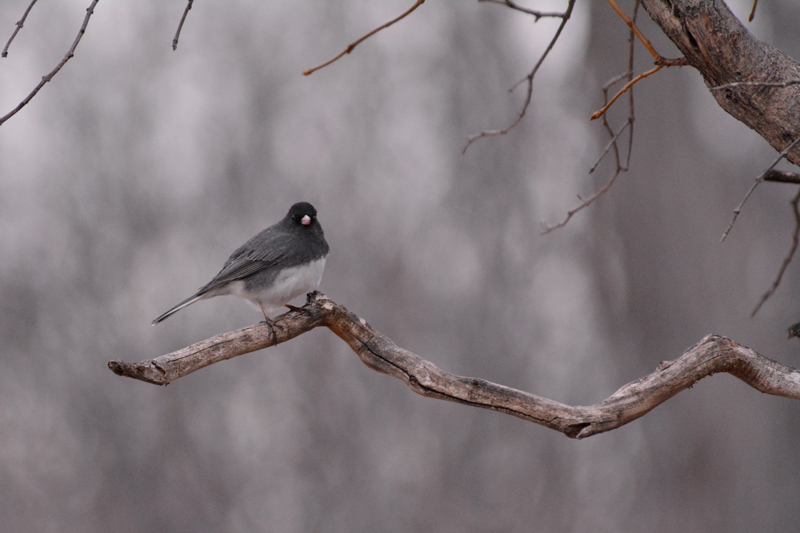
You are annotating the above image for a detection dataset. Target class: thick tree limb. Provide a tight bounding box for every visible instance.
[111,292,800,439]
[640,0,800,164]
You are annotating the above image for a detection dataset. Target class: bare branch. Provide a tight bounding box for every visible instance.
[0,0,99,127]
[591,1,688,121]
[751,187,800,316]
[640,0,800,165]
[590,121,630,174]
[591,64,662,121]
[764,169,800,185]
[748,0,758,22]
[462,0,575,153]
[172,0,193,51]
[478,0,564,20]
[303,0,425,76]
[544,1,640,233]
[710,79,800,91]
[622,2,638,170]
[721,135,800,241]
[110,293,800,439]
[541,164,625,234]
[1,0,38,58]
[606,0,659,60]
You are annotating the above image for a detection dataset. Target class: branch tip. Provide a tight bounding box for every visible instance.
[303,0,425,76]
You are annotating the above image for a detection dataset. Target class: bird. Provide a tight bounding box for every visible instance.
[152,201,329,325]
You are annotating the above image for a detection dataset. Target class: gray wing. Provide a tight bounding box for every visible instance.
[197,227,294,293]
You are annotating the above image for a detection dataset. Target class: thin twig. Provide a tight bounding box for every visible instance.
[478,0,564,20]
[710,79,800,91]
[606,0,659,60]
[602,72,632,91]
[542,165,624,234]
[2,0,38,58]
[591,0,688,121]
[721,136,800,241]
[303,0,425,76]
[751,188,800,316]
[591,64,662,121]
[591,58,687,121]
[172,0,193,51]
[0,0,99,127]
[463,0,576,153]
[624,1,638,170]
[748,0,758,22]
[590,120,631,174]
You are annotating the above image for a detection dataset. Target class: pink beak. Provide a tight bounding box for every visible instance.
[301,215,311,225]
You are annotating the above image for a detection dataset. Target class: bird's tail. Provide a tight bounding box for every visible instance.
[151,293,206,325]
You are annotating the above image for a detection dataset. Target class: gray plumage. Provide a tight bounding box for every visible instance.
[152,202,329,325]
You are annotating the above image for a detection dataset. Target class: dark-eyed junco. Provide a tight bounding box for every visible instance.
[152,201,329,325]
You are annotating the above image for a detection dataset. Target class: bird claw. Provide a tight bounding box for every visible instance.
[284,304,304,312]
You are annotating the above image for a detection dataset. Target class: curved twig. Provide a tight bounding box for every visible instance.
[541,161,624,234]
[0,0,99,127]
[591,0,689,121]
[110,293,800,440]
[2,0,39,58]
[172,0,194,51]
[543,2,639,233]
[590,64,662,121]
[748,0,758,22]
[478,0,565,20]
[721,135,800,242]
[751,187,800,316]
[303,0,425,76]
[462,0,575,153]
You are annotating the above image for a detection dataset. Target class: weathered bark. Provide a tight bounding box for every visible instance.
[640,0,800,163]
[110,292,800,439]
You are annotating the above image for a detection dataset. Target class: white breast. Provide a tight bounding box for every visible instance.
[256,256,327,312]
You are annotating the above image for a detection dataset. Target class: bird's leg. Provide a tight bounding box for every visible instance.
[258,300,272,323]
[258,300,277,344]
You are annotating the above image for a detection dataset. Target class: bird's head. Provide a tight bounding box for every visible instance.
[288,202,318,227]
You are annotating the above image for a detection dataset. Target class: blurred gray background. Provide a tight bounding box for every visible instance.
[0,0,799,531]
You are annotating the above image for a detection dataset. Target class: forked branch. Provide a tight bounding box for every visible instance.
[721,135,800,242]
[463,0,575,153]
[542,1,639,233]
[110,292,800,439]
[590,0,687,121]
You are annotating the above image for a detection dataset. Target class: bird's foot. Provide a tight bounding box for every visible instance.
[258,316,278,344]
